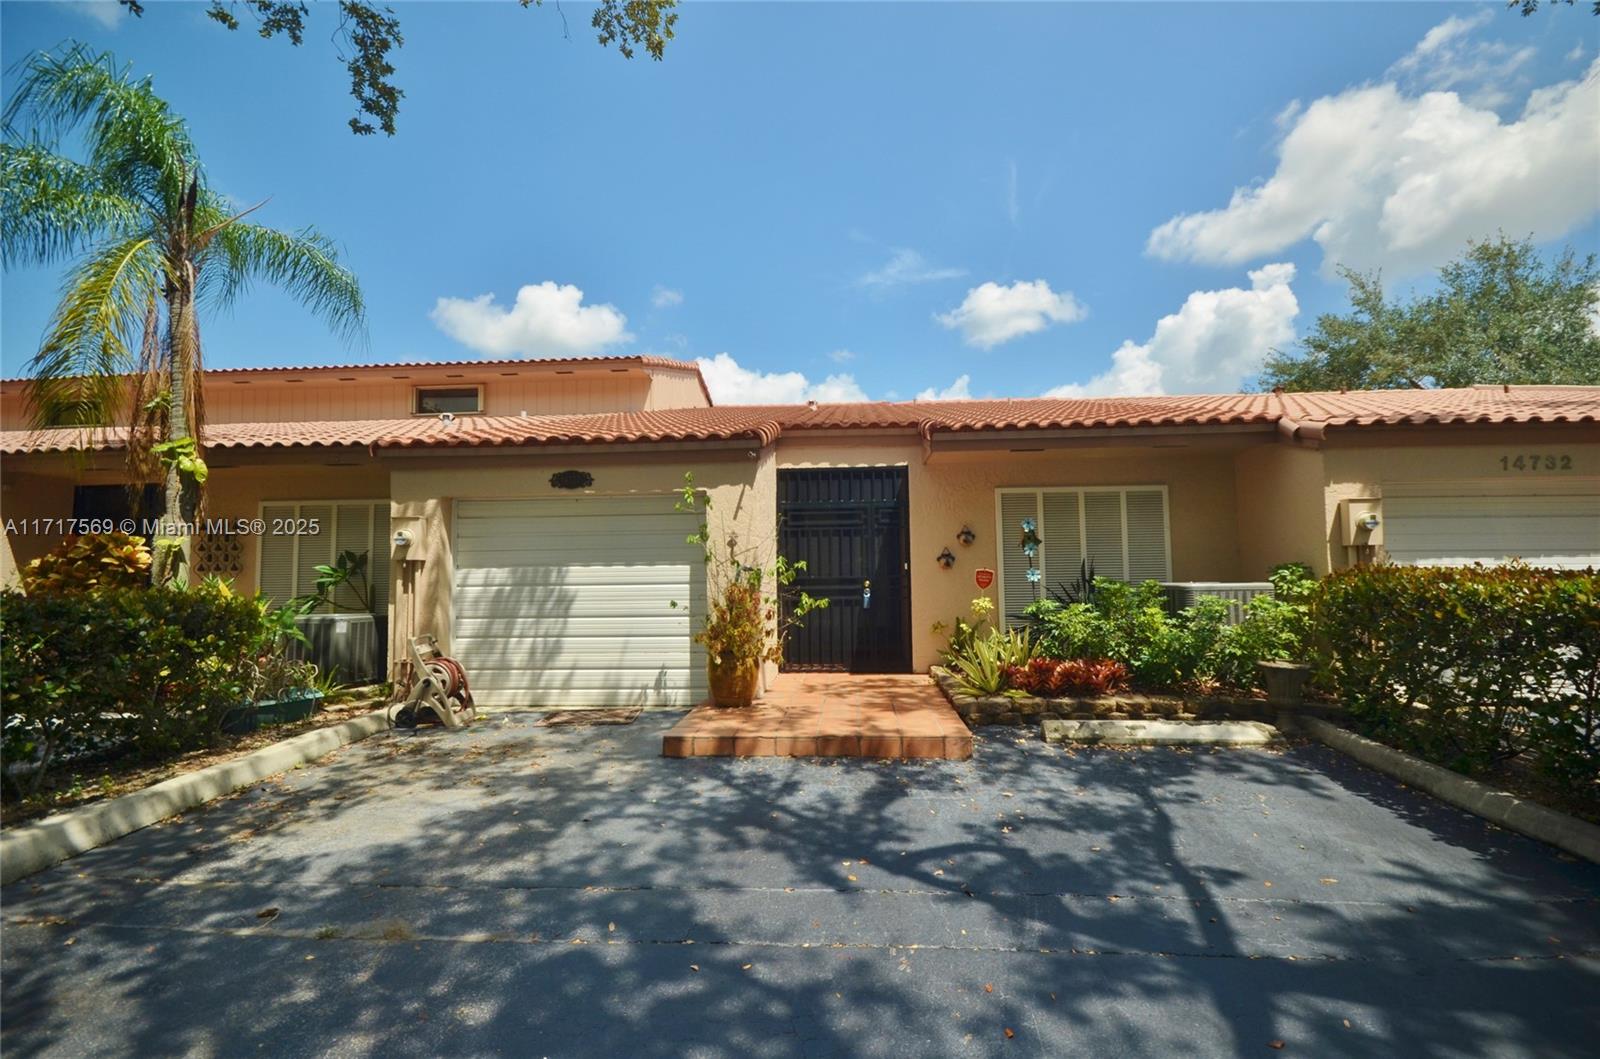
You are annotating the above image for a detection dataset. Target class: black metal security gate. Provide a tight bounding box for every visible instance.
[777,467,911,672]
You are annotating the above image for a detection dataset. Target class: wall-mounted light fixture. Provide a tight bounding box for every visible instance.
[936,547,956,569]
[956,525,976,546]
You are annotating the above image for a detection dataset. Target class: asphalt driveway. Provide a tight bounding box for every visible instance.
[3,713,1597,1058]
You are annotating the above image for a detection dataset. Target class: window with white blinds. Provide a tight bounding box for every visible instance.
[257,500,390,612]
[995,487,1171,626]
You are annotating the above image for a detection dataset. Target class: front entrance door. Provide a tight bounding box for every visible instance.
[777,467,911,672]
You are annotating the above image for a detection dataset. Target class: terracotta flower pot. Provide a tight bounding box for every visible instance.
[708,653,760,708]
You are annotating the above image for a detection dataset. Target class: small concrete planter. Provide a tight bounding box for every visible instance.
[1258,660,1312,708]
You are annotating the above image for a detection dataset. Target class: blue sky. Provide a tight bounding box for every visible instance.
[3,1,1597,402]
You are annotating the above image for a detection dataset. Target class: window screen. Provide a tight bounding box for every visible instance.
[996,487,1170,626]
[414,387,481,414]
[257,501,390,614]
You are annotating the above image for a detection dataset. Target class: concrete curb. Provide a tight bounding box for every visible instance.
[1042,718,1278,746]
[1,709,392,886]
[1297,715,1600,865]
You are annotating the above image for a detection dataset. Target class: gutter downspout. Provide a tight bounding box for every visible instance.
[1272,390,1326,449]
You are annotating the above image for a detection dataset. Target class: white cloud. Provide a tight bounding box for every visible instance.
[827,348,857,363]
[1045,264,1299,398]
[430,281,632,358]
[935,279,1087,349]
[857,248,966,289]
[650,285,683,309]
[69,1,126,29]
[916,375,974,402]
[695,353,868,405]
[1567,42,1586,63]
[1148,22,1600,279]
[1389,10,1534,108]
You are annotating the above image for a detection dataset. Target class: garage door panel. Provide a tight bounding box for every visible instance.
[471,687,694,708]
[452,616,694,639]
[1385,492,1600,569]
[451,584,697,619]
[453,639,701,667]
[454,564,704,588]
[456,546,697,568]
[452,497,707,708]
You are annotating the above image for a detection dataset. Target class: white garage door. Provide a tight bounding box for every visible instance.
[1385,490,1600,569]
[452,497,706,707]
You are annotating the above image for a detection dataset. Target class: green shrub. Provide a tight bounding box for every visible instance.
[1313,563,1599,785]
[1023,599,1109,660]
[1210,563,1317,689]
[1025,581,1261,690]
[948,627,1037,696]
[1,582,287,798]
[21,531,152,594]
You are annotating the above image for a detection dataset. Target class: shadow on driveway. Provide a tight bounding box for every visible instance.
[3,715,1598,1057]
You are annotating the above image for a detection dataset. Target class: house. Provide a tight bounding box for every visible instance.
[3,361,1596,708]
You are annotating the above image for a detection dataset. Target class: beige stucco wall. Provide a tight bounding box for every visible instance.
[777,436,1249,671]
[0,456,389,592]
[1,364,708,431]
[1232,443,1329,577]
[1,468,78,585]
[1318,437,1600,570]
[385,446,775,682]
[202,464,392,595]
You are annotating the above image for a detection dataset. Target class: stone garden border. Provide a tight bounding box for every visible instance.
[929,666,1338,728]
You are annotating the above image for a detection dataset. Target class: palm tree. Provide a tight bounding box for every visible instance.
[1,46,364,581]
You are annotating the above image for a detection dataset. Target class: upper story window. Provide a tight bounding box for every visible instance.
[413,386,482,415]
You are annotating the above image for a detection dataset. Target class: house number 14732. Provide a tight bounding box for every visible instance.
[1499,454,1573,471]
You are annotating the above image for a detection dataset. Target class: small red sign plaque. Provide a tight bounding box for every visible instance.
[975,568,995,590]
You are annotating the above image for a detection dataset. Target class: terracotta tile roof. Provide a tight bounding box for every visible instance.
[4,386,1595,456]
[1276,385,1600,428]
[0,353,701,385]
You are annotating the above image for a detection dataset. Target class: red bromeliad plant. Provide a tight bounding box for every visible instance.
[1005,657,1131,696]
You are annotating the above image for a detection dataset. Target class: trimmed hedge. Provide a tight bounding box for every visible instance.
[1,584,276,798]
[1313,564,1599,787]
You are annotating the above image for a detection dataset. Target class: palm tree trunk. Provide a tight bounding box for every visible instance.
[153,277,199,585]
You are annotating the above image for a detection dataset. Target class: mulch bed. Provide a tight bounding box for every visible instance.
[0,696,385,829]
[537,708,642,727]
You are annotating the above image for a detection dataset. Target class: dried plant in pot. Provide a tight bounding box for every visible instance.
[674,474,827,708]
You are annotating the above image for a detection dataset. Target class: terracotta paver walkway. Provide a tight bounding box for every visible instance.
[662,673,973,760]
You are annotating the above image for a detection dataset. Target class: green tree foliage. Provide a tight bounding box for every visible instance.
[1,47,365,579]
[1260,236,1600,391]
[120,0,679,136]
[1508,1,1600,15]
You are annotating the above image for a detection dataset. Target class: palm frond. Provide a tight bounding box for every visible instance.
[0,142,149,267]
[209,221,366,346]
[2,45,197,219]
[25,235,162,431]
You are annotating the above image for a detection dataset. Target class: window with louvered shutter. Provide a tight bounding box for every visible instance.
[1041,490,1081,592]
[259,504,297,604]
[333,503,372,610]
[1124,489,1170,582]
[1082,491,1126,582]
[370,506,391,619]
[255,500,390,613]
[998,491,1041,625]
[995,487,1171,627]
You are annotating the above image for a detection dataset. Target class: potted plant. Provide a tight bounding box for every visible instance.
[674,474,827,707]
[223,603,325,733]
